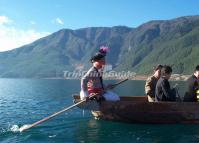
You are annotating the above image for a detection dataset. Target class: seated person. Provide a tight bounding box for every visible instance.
[80,46,120,101]
[145,64,163,102]
[155,65,176,102]
[184,65,199,102]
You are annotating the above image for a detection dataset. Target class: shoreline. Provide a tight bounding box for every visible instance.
[41,74,190,81]
[0,74,190,81]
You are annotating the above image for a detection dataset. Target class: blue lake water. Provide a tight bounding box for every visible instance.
[0,79,199,143]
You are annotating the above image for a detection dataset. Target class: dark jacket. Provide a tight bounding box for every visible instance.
[184,75,199,102]
[155,77,176,101]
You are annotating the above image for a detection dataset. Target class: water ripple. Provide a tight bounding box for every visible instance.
[0,79,198,143]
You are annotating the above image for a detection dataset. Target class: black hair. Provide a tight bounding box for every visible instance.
[154,64,163,71]
[90,48,107,63]
[161,65,172,75]
[90,54,105,63]
[195,65,199,71]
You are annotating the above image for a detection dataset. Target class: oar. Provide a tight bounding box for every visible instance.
[112,78,128,87]
[19,93,97,132]
[106,78,128,89]
[20,79,128,132]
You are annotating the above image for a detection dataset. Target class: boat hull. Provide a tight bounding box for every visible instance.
[73,95,199,124]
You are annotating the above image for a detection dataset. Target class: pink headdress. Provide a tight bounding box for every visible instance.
[99,46,109,55]
[90,45,109,62]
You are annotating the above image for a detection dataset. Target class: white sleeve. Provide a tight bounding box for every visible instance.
[80,90,89,100]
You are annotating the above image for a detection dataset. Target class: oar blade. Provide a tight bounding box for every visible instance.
[19,124,31,132]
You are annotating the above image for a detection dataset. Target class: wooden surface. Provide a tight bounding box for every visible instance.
[73,95,199,123]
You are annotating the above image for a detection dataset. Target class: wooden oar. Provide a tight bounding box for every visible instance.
[19,93,97,132]
[112,78,128,87]
[106,78,128,89]
[20,78,128,132]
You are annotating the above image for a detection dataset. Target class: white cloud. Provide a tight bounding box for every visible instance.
[55,17,64,25]
[0,16,12,25]
[0,16,50,52]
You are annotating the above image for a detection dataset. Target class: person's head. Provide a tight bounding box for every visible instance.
[194,65,199,79]
[161,65,172,80]
[92,58,105,69]
[153,64,163,79]
[90,46,109,69]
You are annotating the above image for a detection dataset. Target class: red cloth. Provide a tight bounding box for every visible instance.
[88,88,103,94]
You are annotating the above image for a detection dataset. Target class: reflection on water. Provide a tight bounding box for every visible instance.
[74,118,199,143]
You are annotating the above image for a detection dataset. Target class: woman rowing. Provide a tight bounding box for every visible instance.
[80,46,120,101]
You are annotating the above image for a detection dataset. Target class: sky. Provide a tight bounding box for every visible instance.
[0,0,199,52]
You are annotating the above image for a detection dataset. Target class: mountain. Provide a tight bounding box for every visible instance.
[0,15,199,78]
[117,15,199,74]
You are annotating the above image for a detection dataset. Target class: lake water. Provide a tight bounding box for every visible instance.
[0,79,199,143]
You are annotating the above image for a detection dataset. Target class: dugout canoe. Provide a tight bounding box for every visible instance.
[73,95,199,124]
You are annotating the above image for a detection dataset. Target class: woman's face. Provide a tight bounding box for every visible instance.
[154,69,161,78]
[94,59,106,69]
[196,71,199,79]
[99,59,105,66]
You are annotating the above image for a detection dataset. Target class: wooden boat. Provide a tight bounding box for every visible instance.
[73,95,199,124]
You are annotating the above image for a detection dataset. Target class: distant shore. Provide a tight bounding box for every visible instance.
[44,74,190,81]
[129,74,190,81]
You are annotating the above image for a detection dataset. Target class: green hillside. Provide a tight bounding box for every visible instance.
[0,15,199,77]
